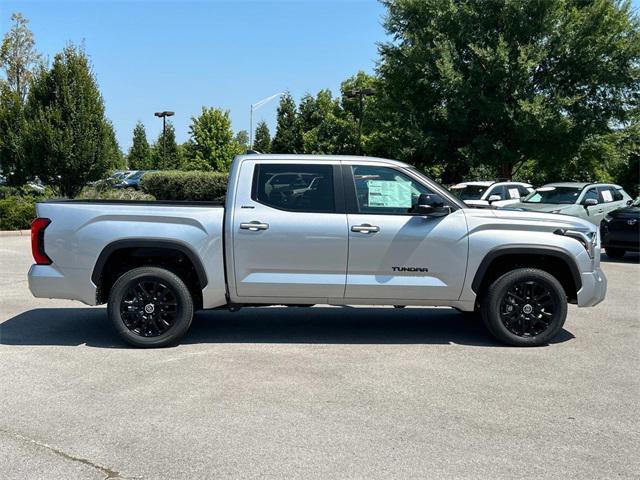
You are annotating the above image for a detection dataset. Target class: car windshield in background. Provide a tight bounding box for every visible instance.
[126,171,145,181]
[451,185,487,201]
[523,186,580,204]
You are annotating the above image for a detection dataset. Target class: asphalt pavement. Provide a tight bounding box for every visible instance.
[1,235,638,479]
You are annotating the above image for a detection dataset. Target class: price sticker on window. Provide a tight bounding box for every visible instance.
[367,180,412,208]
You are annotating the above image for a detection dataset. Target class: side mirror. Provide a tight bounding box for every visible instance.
[583,198,598,207]
[413,193,448,216]
[627,199,633,206]
[487,194,502,203]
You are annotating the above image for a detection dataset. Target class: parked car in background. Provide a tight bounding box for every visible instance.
[114,170,156,189]
[600,197,640,258]
[511,182,632,225]
[450,181,533,208]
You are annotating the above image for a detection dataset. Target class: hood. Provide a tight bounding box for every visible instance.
[465,207,595,233]
[608,206,640,219]
[510,202,575,214]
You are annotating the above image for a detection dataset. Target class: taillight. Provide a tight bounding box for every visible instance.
[31,218,52,265]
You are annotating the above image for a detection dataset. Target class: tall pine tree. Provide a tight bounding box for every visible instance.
[271,92,302,153]
[253,120,271,153]
[127,121,151,169]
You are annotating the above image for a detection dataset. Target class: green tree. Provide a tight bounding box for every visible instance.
[0,12,41,185]
[23,45,120,198]
[377,0,640,183]
[300,89,356,154]
[271,92,302,153]
[0,12,41,102]
[234,129,249,150]
[127,121,151,169]
[185,107,243,172]
[151,121,183,170]
[253,120,271,153]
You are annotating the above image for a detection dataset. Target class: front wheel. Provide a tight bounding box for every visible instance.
[107,266,194,348]
[480,268,567,347]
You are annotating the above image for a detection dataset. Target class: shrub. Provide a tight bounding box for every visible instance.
[0,195,37,230]
[76,186,155,201]
[141,171,228,201]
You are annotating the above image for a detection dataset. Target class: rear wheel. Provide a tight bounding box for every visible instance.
[107,266,194,348]
[604,247,626,259]
[481,268,567,347]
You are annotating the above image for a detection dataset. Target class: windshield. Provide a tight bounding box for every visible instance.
[126,171,146,181]
[523,186,581,204]
[451,185,488,201]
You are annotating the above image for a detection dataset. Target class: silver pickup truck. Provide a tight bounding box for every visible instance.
[29,154,606,348]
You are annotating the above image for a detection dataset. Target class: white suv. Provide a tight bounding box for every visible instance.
[450,181,534,208]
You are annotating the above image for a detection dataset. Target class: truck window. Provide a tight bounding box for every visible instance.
[351,165,433,214]
[252,164,335,213]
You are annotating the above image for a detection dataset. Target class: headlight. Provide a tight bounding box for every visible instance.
[554,228,596,258]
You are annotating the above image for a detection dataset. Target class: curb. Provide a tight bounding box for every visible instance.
[0,230,30,237]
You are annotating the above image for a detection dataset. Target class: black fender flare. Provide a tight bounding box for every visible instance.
[471,246,582,294]
[91,239,208,288]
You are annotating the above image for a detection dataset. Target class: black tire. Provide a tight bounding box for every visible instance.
[480,268,567,347]
[604,247,626,259]
[107,266,194,348]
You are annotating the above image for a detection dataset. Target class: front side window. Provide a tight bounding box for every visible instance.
[252,164,335,213]
[451,185,487,201]
[487,186,506,200]
[583,188,599,204]
[351,165,433,214]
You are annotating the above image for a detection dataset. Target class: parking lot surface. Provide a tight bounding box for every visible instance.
[1,235,639,479]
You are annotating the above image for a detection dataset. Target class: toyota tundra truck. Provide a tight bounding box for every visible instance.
[28,154,607,347]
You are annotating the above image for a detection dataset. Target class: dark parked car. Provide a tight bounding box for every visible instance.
[600,197,640,258]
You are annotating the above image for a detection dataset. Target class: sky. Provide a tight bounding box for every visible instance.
[1,0,638,151]
[0,0,387,149]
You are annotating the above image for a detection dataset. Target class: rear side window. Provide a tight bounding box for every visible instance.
[252,163,335,213]
[600,187,622,202]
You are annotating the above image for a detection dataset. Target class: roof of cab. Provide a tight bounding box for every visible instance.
[235,153,412,168]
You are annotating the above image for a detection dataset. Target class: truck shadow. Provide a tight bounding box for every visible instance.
[601,251,640,264]
[0,306,574,349]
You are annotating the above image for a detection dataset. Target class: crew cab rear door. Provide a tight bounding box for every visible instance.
[342,163,468,301]
[231,159,348,299]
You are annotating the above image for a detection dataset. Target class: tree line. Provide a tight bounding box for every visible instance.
[1,1,639,199]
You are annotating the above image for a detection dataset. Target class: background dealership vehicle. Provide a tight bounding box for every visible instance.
[450,181,533,208]
[29,155,606,348]
[600,197,640,258]
[512,182,632,225]
[114,170,156,189]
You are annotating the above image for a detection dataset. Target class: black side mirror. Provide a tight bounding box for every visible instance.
[583,198,598,207]
[413,193,448,216]
[627,199,633,206]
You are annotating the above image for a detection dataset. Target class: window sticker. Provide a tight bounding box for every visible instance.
[367,180,412,208]
[601,189,613,202]
[508,188,520,199]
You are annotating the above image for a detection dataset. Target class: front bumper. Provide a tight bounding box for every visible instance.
[576,266,607,307]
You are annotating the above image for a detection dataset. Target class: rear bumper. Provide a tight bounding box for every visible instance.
[576,267,607,307]
[28,264,97,306]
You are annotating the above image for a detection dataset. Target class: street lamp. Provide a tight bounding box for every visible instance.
[343,88,375,155]
[250,92,284,149]
[154,111,175,164]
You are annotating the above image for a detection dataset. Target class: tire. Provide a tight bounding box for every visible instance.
[480,268,567,347]
[107,266,194,348]
[604,247,626,259]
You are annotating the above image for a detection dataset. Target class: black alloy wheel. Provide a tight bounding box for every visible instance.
[499,280,556,337]
[108,266,194,348]
[481,268,567,347]
[120,278,179,337]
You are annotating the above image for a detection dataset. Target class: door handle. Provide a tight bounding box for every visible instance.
[351,224,380,233]
[240,221,269,231]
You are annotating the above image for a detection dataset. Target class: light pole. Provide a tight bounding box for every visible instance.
[343,88,375,155]
[250,92,284,150]
[154,111,175,165]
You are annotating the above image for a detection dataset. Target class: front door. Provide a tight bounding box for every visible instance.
[343,164,468,301]
[232,160,348,299]
[582,187,606,224]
